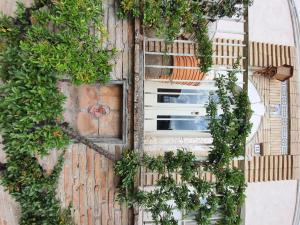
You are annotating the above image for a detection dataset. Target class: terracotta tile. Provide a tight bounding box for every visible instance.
[98,112,122,138]
[99,85,122,97]
[77,112,98,136]
[78,85,100,108]
[100,96,122,111]
[63,84,123,138]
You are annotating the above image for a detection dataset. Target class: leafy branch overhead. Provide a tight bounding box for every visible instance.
[118,0,253,73]
[0,0,114,224]
[115,67,252,225]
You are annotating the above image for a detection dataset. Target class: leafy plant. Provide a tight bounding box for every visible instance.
[116,149,218,225]
[116,65,252,224]
[0,0,113,224]
[118,0,253,73]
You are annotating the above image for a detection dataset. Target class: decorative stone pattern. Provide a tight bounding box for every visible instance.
[248,77,289,157]
[281,81,289,155]
[60,83,123,138]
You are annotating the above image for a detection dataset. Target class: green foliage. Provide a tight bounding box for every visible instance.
[2,151,75,225]
[0,0,114,83]
[206,63,251,224]
[118,0,253,73]
[0,0,113,224]
[116,149,218,225]
[116,66,252,225]
[207,63,252,168]
[115,149,140,203]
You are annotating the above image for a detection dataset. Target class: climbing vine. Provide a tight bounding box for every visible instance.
[0,0,114,224]
[118,0,253,73]
[116,64,252,225]
[0,0,253,224]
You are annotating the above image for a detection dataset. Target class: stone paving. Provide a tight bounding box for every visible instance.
[60,82,123,139]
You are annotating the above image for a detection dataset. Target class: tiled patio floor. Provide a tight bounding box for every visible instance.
[61,82,123,139]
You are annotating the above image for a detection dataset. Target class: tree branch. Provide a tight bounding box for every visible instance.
[60,123,116,163]
[0,121,117,174]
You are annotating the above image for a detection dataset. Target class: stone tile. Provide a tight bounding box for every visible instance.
[78,85,100,108]
[98,112,122,138]
[99,85,122,97]
[63,84,123,139]
[77,112,98,136]
[100,96,122,111]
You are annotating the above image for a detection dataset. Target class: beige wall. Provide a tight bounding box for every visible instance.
[245,180,297,225]
[214,0,295,46]
[0,0,33,16]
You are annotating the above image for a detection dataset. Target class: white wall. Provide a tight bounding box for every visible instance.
[214,0,295,46]
[249,0,294,46]
[245,180,297,225]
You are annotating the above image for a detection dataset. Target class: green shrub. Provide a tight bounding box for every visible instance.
[118,0,253,73]
[116,65,252,225]
[0,0,113,224]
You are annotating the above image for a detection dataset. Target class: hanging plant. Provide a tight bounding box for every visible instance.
[118,0,253,73]
[116,64,252,225]
[0,0,114,224]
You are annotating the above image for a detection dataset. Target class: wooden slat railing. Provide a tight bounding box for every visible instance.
[144,38,295,69]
